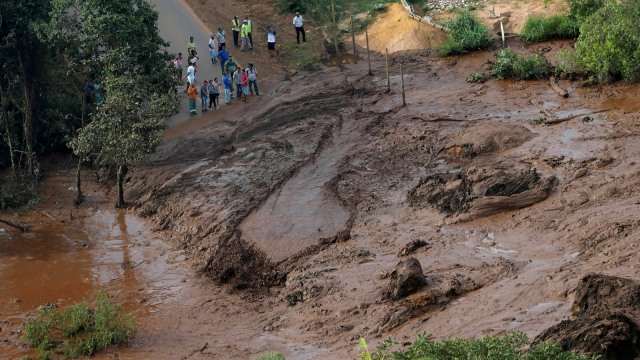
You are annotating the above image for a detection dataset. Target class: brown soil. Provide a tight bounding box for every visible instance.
[6,0,640,359]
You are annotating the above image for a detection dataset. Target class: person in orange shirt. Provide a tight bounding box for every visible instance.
[187,82,198,115]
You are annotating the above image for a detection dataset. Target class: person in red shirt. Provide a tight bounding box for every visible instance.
[241,69,249,102]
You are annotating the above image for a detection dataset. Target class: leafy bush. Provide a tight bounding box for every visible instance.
[368,332,600,360]
[574,0,640,83]
[554,49,583,79]
[489,48,551,80]
[467,72,491,83]
[567,0,605,23]
[513,53,552,80]
[491,48,518,79]
[520,15,578,42]
[441,11,493,56]
[23,291,136,359]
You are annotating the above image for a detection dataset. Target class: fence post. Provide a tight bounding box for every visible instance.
[366,30,372,76]
[351,16,356,56]
[400,63,406,106]
[385,48,390,91]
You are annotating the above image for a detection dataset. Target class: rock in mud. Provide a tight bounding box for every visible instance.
[384,257,426,301]
[535,274,640,359]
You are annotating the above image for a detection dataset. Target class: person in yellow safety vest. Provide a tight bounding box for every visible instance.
[240,20,253,51]
[244,16,253,47]
[231,16,240,48]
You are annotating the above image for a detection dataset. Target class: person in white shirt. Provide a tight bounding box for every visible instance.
[209,34,218,64]
[292,12,306,44]
[267,27,276,51]
[184,64,195,91]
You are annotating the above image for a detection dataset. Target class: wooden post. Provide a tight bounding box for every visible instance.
[351,16,356,56]
[385,48,390,91]
[400,63,406,106]
[366,30,372,75]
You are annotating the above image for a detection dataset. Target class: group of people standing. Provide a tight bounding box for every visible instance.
[171,11,307,115]
[172,15,267,116]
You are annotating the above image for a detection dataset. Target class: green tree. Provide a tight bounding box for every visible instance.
[42,0,178,205]
[70,77,173,208]
[0,0,52,186]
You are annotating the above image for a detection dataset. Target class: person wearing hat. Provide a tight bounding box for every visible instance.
[240,19,252,51]
[231,16,240,48]
[200,80,209,112]
[292,12,306,44]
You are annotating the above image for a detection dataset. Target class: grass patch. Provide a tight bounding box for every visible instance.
[254,351,286,360]
[520,15,579,43]
[23,291,136,359]
[365,332,599,360]
[281,34,325,72]
[467,71,491,83]
[441,10,493,56]
[489,48,551,80]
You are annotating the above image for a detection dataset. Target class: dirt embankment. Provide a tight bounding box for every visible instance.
[113,11,640,355]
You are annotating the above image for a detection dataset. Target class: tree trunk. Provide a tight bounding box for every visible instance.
[0,218,28,232]
[115,164,127,208]
[18,50,38,180]
[74,158,84,205]
[0,85,17,178]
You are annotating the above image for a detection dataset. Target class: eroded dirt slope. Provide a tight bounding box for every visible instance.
[120,28,640,358]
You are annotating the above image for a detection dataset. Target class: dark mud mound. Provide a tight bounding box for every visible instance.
[445,123,536,159]
[536,274,640,359]
[203,234,284,289]
[409,165,556,221]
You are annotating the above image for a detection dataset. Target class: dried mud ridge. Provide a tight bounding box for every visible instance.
[126,47,640,358]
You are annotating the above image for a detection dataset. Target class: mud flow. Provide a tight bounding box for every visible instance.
[0,211,189,359]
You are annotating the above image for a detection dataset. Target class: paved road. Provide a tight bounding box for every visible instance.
[150,0,222,126]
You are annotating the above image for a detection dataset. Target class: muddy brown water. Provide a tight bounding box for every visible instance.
[0,211,190,359]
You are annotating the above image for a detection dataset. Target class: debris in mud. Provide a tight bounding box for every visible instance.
[284,268,338,306]
[384,257,426,301]
[535,274,640,359]
[444,123,536,159]
[379,271,481,333]
[409,165,557,221]
[398,239,430,257]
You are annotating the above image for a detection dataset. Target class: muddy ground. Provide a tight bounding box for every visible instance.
[127,34,640,357]
[5,0,640,359]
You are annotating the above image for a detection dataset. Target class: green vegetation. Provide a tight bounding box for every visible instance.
[363,332,599,360]
[470,48,551,82]
[440,11,493,56]
[282,36,326,71]
[574,0,640,83]
[520,15,578,43]
[254,351,286,360]
[0,0,177,209]
[23,291,136,359]
[566,0,605,24]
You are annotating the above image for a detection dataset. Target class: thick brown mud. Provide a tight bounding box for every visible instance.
[0,210,193,359]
